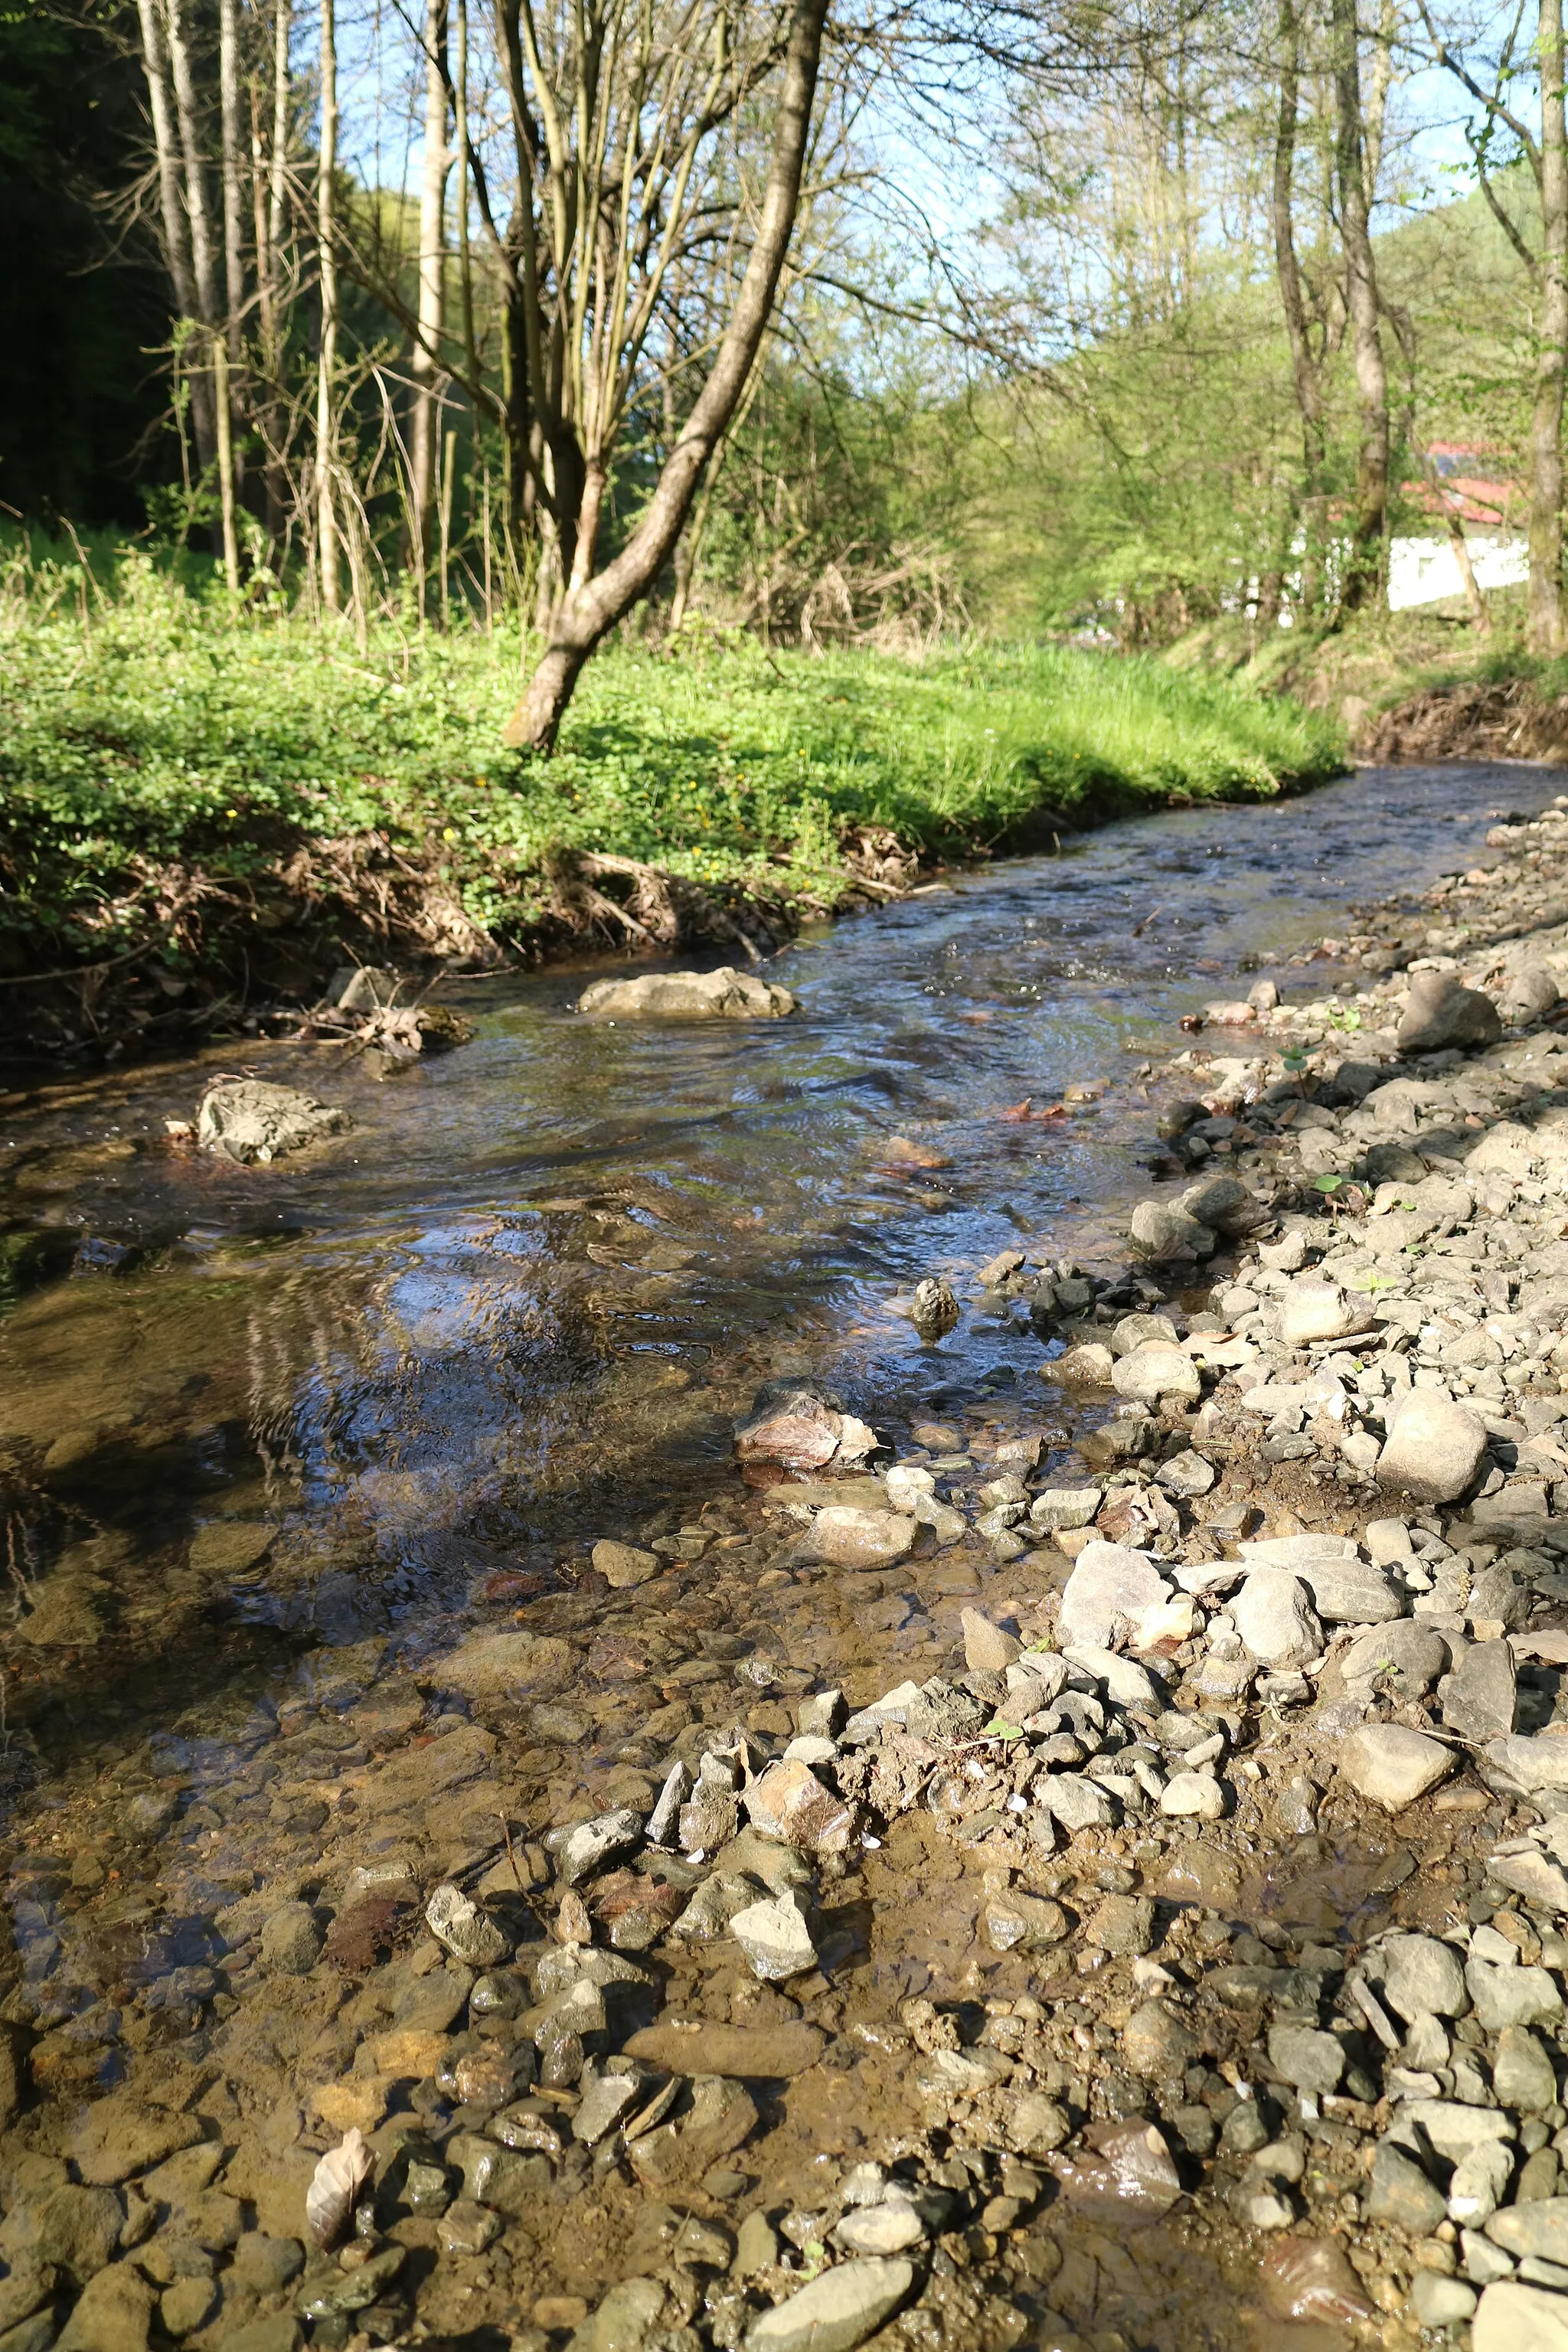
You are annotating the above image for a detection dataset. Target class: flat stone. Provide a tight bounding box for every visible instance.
[1233,1570,1322,1667]
[1392,2102,1516,2162]
[197,1080,348,1165]
[35,2187,124,2282]
[1031,1487,1102,1530]
[432,1634,574,1699]
[1112,1344,1202,1406]
[1157,1450,1217,1497]
[1445,1640,1518,1741]
[801,1509,916,1570]
[1381,1933,1468,2022]
[1063,1645,1163,1710]
[70,2097,204,2189]
[622,2020,824,2078]
[1057,1543,1169,1650]
[1267,2024,1344,2096]
[1474,2280,1568,2350]
[1489,1735,1568,1793]
[1038,1772,1119,1832]
[578,967,795,1019]
[744,2258,913,2352]
[591,1541,662,1589]
[1377,1391,1490,1504]
[1339,1724,1455,1811]
[1294,1559,1405,1624]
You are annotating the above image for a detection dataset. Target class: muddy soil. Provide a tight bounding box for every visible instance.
[0,761,1559,2352]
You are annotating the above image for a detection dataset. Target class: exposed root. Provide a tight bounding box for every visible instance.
[541,846,792,965]
[1359,677,1568,765]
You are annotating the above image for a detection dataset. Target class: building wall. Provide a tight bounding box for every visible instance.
[1388,531,1528,611]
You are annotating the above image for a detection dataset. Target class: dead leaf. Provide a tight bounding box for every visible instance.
[305,2126,373,2250]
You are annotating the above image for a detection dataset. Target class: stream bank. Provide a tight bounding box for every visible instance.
[2,763,1566,2352]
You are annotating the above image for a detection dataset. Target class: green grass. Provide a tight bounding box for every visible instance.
[0,542,1344,979]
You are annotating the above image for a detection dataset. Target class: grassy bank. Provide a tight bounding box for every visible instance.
[0,550,1343,1044]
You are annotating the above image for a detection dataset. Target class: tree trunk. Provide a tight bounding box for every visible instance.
[409,0,450,596]
[1416,440,1491,635]
[263,0,292,548]
[136,0,197,318]
[317,0,341,612]
[164,0,220,472]
[1270,0,1328,617]
[1531,0,1568,653]
[502,0,830,753]
[217,0,244,576]
[1332,0,1390,609]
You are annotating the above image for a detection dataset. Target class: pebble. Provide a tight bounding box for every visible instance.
[1112,1343,1202,1405]
[591,1540,662,1588]
[1382,1933,1469,2021]
[1057,1542,1169,1649]
[1159,1772,1225,1821]
[1267,2024,1344,2096]
[1398,972,1504,1053]
[730,1893,818,1981]
[260,1903,322,1977]
[425,1883,511,1967]
[1445,1639,1520,1740]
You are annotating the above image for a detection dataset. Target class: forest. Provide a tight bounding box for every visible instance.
[2,0,1566,1012]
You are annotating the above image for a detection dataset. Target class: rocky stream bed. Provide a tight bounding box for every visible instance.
[15,776,1568,2351]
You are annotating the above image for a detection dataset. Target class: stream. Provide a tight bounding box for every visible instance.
[0,757,1558,2349]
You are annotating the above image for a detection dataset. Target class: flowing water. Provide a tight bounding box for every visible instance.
[0,759,1556,2347]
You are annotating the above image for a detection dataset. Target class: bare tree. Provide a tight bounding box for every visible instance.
[499,0,831,750]
[1270,0,1328,612]
[409,0,452,586]
[317,0,341,611]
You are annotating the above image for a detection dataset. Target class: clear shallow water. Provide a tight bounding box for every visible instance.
[0,759,1554,1749]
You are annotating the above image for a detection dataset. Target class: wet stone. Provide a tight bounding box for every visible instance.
[35,2187,123,2282]
[1089,1894,1155,1957]
[437,2198,502,2256]
[560,1807,645,1886]
[260,1902,322,1977]
[425,1882,511,1968]
[70,2098,204,2190]
[730,1893,817,1981]
[55,2266,155,2352]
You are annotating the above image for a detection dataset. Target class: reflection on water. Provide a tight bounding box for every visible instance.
[0,761,1550,1758]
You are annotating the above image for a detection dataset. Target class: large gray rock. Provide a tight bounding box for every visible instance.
[1382,1934,1468,2021]
[577,967,795,1020]
[1368,2140,1446,2234]
[1057,1543,1169,1650]
[1398,972,1504,1054]
[198,1080,349,1165]
[745,2259,913,2352]
[1494,2024,1558,2112]
[1179,1174,1263,1236]
[1233,1570,1322,1667]
[1486,2200,1568,2263]
[1502,966,1561,1024]
[1442,1640,1517,1741]
[1267,2024,1344,2096]
[1340,1619,1449,1694]
[1376,1391,1489,1504]
[1295,1557,1404,1625]
[1338,1724,1454,1811]
[799,1508,916,1570]
[1468,1959,1563,2031]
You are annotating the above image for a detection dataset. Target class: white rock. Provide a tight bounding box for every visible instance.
[1057,1544,1170,1650]
[1112,1344,1202,1406]
[1279,1280,1368,1345]
[745,2259,914,2352]
[1160,1772,1225,1821]
[1062,1645,1162,1710]
[578,966,795,1019]
[730,1892,818,1981]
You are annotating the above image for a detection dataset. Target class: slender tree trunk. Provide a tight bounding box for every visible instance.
[502,0,831,753]
[1415,440,1491,634]
[263,0,292,547]
[165,0,220,472]
[136,0,197,318]
[217,0,245,573]
[409,0,451,596]
[317,0,341,613]
[1531,0,1568,652]
[1332,0,1390,609]
[1271,0,1328,616]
